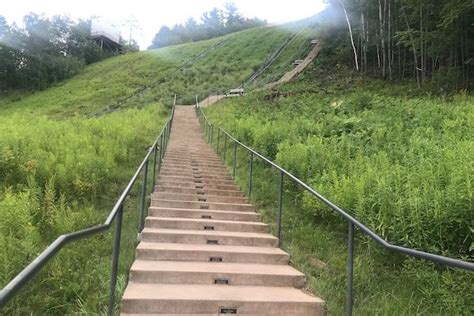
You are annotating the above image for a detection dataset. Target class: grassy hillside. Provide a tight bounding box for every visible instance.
[204,60,474,314]
[0,25,315,117]
[0,25,316,313]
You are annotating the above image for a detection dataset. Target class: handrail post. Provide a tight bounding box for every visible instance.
[248,152,253,199]
[138,159,149,233]
[217,128,220,154]
[209,125,213,145]
[223,133,227,162]
[157,143,162,175]
[107,204,124,316]
[165,122,170,150]
[276,170,284,246]
[152,145,158,188]
[160,134,164,160]
[232,141,237,178]
[162,125,167,154]
[166,121,170,149]
[167,120,172,141]
[347,222,355,316]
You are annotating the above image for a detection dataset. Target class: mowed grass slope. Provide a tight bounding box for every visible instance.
[204,62,474,314]
[0,25,313,313]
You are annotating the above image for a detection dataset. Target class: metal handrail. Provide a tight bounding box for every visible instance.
[0,96,177,314]
[194,96,473,316]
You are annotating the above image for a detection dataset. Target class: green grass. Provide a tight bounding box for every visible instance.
[0,104,168,314]
[204,66,474,314]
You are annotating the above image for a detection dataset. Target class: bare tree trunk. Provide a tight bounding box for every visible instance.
[464,24,469,88]
[361,12,365,72]
[402,6,420,88]
[419,5,425,83]
[379,0,386,77]
[365,12,369,70]
[376,44,381,69]
[402,47,406,81]
[398,44,402,78]
[461,23,466,87]
[340,1,359,71]
[388,0,393,81]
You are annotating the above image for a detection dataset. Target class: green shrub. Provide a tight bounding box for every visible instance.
[204,80,474,314]
[0,104,167,313]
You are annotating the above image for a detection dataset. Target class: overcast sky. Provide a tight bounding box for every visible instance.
[3,0,326,49]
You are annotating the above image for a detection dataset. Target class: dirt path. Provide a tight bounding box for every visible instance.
[199,94,226,107]
[264,42,322,89]
[203,42,322,106]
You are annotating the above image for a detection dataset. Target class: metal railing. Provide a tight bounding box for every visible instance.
[194,97,474,316]
[0,96,177,314]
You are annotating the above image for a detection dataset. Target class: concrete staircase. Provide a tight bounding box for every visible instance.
[121,106,325,315]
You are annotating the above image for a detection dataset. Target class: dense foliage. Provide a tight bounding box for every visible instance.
[0,14,120,92]
[207,76,473,258]
[204,65,473,314]
[315,0,474,90]
[0,104,167,313]
[148,2,265,49]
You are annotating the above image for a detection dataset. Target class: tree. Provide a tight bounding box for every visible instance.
[319,0,473,90]
[338,0,359,71]
[224,2,245,31]
[0,14,118,92]
[148,3,266,49]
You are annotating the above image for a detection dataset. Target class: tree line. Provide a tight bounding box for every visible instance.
[321,0,473,90]
[0,14,133,92]
[148,2,266,49]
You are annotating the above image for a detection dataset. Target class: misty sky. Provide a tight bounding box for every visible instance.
[3,0,326,49]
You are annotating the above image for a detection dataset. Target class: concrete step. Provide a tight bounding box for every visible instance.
[141,228,279,247]
[165,152,219,156]
[155,186,244,197]
[151,199,255,212]
[161,162,229,172]
[156,181,240,191]
[129,260,305,287]
[136,242,289,264]
[153,192,248,203]
[145,217,268,233]
[148,207,261,222]
[163,162,227,169]
[160,169,230,177]
[165,153,220,158]
[164,157,222,163]
[159,175,235,185]
[121,283,324,315]
[162,160,224,166]
[159,173,233,181]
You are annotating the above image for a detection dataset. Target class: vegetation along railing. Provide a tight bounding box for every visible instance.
[194,96,474,316]
[0,96,177,314]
